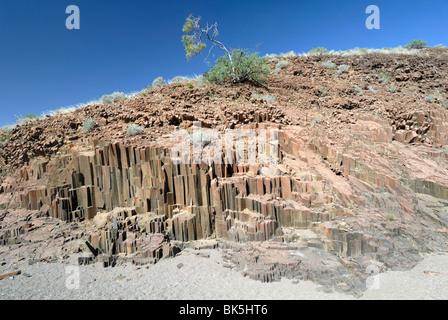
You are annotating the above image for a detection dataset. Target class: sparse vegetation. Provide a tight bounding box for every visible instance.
[182,15,269,84]
[0,131,10,142]
[16,114,40,126]
[192,75,208,88]
[265,54,279,62]
[251,92,276,103]
[358,48,369,54]
[308,47,329,55]
[0,125,15,131]
[442,100,448,109]
[333,46,419,56]
[318,87,327,97]
[170,76,190,84]
[190,131,213,147]
[206,49,270,84]
[310,116,323,127]
[354,85,363,96]
[405,39,428,49]
[379,72,390,83]
[43,107,77,117]
[147,77,166,90]
[279,51,296,58]
[337,64,350,74]
[168,75,208,87]
[388,85,397,93]
[81,118,97,132]
[182,14,237,80]
[321,60,336,69]
[126,124,144,136]
[39,99,102,120]
[0,44,434,131]
[425,95,435,103]
[387,214,395,221]
[100,92,126,105]
[273,60,292,75]
[267,46,424,58]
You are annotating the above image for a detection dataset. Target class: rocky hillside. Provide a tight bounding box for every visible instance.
[1,47,447,295]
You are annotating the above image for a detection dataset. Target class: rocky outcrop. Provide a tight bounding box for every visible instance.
[1,49,448,294]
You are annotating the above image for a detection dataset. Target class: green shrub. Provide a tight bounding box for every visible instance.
[388,86,397,93]
[127,124,144,136]
[81,118,97,132]
[308,47,329,55]
[405,39,428,49]
[100,92,126,105]
[279,51,296,58]
[205,49,270,85]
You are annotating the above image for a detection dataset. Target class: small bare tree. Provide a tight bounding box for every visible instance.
[182,15,237,81]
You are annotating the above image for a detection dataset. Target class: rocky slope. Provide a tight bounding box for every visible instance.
[1,48,447,296]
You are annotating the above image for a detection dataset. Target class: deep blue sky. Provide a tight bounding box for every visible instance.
[0,0,447,126]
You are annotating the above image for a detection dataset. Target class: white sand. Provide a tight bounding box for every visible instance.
[1,249,447,300]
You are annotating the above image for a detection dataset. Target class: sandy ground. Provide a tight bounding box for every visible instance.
[0,249,447,300]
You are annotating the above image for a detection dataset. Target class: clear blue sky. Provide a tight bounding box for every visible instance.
[0,0,446,126]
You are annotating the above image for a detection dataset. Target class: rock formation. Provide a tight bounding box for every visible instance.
[1,48,448,295]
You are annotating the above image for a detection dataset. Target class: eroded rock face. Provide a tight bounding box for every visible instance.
[1,115,447,293]
[1,50,448,295]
